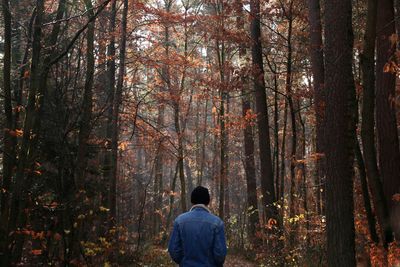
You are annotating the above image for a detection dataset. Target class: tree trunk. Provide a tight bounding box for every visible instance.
[242,91,259,239]
[355,140,379,243]
[75,0,95,190]
[250,0,277,223]
[217,44,227,219]
[8,0,45,263]
[213,2,228,218]
[69,0,96,259]
[236,0,259,240]
[324,0,357,265]
[307,0,325,216]
[360,0,394,246]
[273,73,280,200]
[376,0,400,239]
[0,0,15,263]
[198,99,208,186]
[175,102,187,212]
[104,0,116,226]
[280,101,288,203]
[285,4,298,244]
[298,106,310,246]
[109,0,128,227]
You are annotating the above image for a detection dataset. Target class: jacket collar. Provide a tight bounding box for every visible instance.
[189,204,211,213]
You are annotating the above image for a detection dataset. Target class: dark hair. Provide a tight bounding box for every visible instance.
[191,186,210,205]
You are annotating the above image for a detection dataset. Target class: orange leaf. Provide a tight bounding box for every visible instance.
[266,218,277,230]
[7,129,23,137]
[389,33,398,47]
[392,193,400,202]
[383,63,391,73]
[31,249,42,255]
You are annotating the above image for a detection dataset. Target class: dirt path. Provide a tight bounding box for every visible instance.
[137,246,258,266]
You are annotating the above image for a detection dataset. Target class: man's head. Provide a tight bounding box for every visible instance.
[191,186,210,206]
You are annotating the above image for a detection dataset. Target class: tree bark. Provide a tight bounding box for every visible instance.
[323,0,357,265]
[242,92,259,239]
[175,102,187,212]
[75,0,96,190]
[284,2,298,244]
[355,139,379,243]
[250,0,277,223]
[280,101,288,203]
[236,0,259,240]
[109,0,128,227]
[376,0,400,239]
[104,0,116,225]
[360,0,393,246]
[7,0,45,263]
[216,40,227,219]
[0,0,15,263]
[272,72,280,201]
[307,0,325,215]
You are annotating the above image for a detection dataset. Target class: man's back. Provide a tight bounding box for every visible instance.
[168,205,227,267]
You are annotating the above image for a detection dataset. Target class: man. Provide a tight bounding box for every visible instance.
[168,186,227,266]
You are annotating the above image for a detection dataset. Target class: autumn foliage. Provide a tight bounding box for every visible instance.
[0,0,399,266]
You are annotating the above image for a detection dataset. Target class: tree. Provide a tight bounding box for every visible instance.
[307,0,325,215]
[376,0,400,239]
[250,0,276,224]
[323,0,357,265]
[0,0,14,263]
[104,0,117,225]
[235,0,259,239]
[360,0,393,246]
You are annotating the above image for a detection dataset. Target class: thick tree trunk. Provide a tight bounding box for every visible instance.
[376,0,400,239]
[109,0,128,227]
[323,0,357,265]
[360,0,394,246]
[0,0,14,263]
[242,92,259,239]
[236,0,259,240]
[250,0,277,223]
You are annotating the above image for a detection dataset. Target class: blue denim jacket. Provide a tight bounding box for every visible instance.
[168,205,227,266]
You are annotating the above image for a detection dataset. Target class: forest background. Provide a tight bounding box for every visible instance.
[0,0,400,266]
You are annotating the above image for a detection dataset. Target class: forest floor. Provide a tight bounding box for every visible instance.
[137,246,258,266]
[224,255,258,267]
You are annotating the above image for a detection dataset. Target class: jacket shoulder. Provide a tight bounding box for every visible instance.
[175,211,224,226]
[208,213,224,226]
